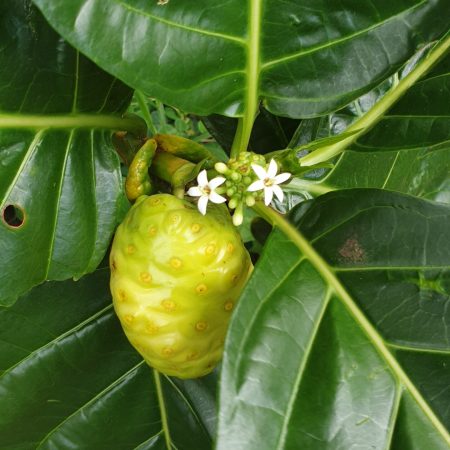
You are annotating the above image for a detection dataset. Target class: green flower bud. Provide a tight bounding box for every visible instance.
[245,194,256,207]
[214,162,229,174]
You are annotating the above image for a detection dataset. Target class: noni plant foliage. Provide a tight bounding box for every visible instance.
[1,1,450,449]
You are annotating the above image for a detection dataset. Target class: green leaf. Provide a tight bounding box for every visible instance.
[288,53,450,203]
[0,1,137,305]
[217,190,450,449]
[0,266,216,450]
[352,55,450,154]
[32,0,450,124]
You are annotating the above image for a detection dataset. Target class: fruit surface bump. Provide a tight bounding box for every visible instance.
[110,194,253,378]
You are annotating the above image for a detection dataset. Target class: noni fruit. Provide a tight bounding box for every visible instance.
[110,194,253,378]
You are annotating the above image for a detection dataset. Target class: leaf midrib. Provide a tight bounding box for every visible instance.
[0,114,142,131]
[254,203,450,445]
[154,370,173,450]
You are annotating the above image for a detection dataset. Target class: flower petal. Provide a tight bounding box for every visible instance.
[272,184,284,202]
[251,163,268,180]
[209,191,227,204]
[209,176,226,189]
[267,159,278,178]
[197,195,208,215]
[187,186,203,197]
[273,172,291,185]
[264,187,274,205]
[197,169,209,187]
[247,180,265,192]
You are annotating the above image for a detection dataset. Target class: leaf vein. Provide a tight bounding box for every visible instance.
[36,361,145,448]
[112,0,245,45]
[261,1,427,70]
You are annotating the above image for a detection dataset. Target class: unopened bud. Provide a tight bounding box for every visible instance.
[232,208,244,226]
[228,197,239,209]
[245,195,256,207]
[226,187,236,197]
[231,171,241,182]
[214,162,228,174]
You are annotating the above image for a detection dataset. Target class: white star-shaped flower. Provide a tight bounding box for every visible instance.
[187,169,226,215]
[247,159,291,205]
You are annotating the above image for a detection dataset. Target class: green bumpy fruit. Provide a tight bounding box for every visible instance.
[110,194,253,378]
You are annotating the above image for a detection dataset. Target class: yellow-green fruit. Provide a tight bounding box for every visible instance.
[110,194,253,378]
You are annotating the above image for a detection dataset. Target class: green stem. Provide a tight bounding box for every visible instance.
[252,202,450,446]
[136,91,158,135]
[286,178,333,196]
[0,113,145,134]
[299,33,450,167]
[230,118,245,158]
[153,370,172,450]
[231,0,262,157]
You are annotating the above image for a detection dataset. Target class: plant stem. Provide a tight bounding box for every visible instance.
[252,202,450,446]
[135,90,158,136]
[230,118,245,158]
[0,113,145,134]
[153,370,172,450]
[230,0,262,157]
[299,33,450,167]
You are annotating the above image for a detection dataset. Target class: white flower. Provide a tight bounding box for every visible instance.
[247,159,291,205]
[187,169,226,215]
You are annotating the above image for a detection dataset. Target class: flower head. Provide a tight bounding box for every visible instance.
[247,159,291,205]
[187,170,226,215]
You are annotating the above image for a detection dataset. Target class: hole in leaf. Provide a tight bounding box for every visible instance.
[2,204,25,228]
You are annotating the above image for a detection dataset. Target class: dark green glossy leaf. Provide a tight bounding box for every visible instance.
[0,266,216,450]
[217,189,450,449]
[0,1,134,305]
[32,0,449,118]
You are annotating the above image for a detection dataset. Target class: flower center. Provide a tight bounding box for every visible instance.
[264,178,274,187]
[202,186,211,195]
